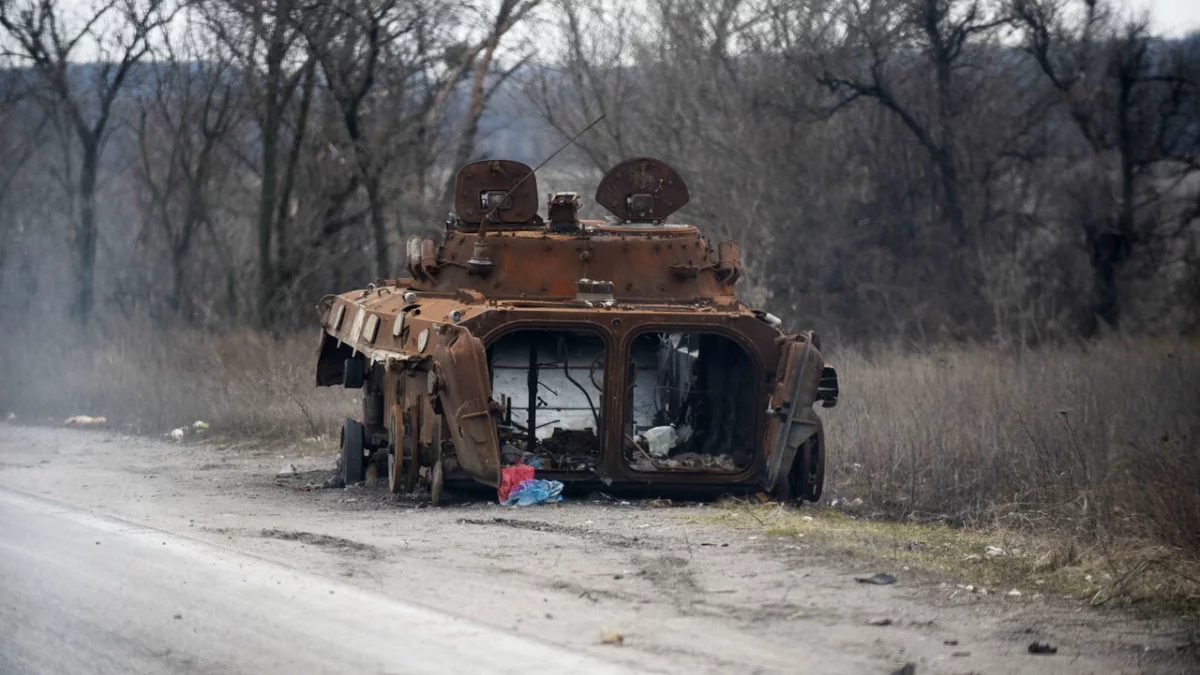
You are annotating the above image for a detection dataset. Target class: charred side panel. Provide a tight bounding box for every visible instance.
[430,326,503,487]
[316,333,355,386]
[763,335,825,493]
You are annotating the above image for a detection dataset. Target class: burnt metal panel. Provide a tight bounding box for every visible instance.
[430,325,502,487]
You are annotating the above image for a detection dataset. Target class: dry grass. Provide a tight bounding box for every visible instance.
[824,340,1200,553]
[0,320,356,439]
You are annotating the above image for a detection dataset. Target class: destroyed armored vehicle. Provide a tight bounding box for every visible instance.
[315,158,838,504]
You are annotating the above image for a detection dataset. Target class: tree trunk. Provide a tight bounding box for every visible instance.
[442,35,500,203]
[257,114,278,328]
[76,139,99,326]
[366,175,388,278]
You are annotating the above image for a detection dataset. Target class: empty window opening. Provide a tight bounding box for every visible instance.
[624,332,755,472]
[488,329,605,472]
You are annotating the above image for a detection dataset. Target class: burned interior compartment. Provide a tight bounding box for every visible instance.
[488,329,605,471]
[625,332,755,472]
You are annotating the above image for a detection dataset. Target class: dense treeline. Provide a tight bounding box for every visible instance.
[0,0,1197,343]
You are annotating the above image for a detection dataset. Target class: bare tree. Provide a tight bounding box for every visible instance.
[439,0,541,203]
[302,0,431,279]
[1,0,173,324]
[201,0,314,326]
[1013,0,1200,330]
[134,22,240,320]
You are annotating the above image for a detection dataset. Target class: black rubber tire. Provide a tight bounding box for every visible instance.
[341,418,366,484]
[774,470,793,503]
[774,435,825,503]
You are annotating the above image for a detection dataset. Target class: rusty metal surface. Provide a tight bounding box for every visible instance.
[315,157,838,502]
[453,160,539,225]
[430,326,502,487]
[594,157,690,223]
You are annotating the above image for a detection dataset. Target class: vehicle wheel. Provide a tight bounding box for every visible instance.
[389,409,418,494]
[800,435,825,502]
[774,471,792,503]
[430,458,444,507]
[341,418,365,484]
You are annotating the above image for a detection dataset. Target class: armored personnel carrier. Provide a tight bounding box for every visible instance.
[315,158,838,504]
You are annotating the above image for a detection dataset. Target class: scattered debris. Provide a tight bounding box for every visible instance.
[66,415,107,426]
[867,617,893,626]
[1028,642,1058,655]
[497,464,536,503]
[599,630,625,645]
[643,425,676,457]
[502,479,564,506]
[856,573,897,586]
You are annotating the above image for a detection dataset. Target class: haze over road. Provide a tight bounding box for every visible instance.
[0,426,1193,675]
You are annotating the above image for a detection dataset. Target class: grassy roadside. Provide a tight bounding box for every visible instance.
[698,502,1200,618]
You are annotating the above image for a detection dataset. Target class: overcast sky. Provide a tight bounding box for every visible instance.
[1143,0,1200,36]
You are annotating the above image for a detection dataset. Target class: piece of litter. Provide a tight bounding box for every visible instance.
[855,573,896,585]
[985,545,1005,558]
[944,639,959,646]
[66,415,107,425]
[952,651,971,657]
[801,515,814,522]
[642,425,676,457]
[277,463,297,476]
[600,630,624,645]
[1028,641,1057,655]
[193,420,210,430]
[867,617,893,626]
[169,428,185,441]
[502,479,564,506]
[786,611,806,620]
[1007,589,1022,597]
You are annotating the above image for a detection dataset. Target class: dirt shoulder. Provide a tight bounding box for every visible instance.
[0,424,1193,675]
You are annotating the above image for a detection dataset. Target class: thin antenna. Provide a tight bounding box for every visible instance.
[469,113,606,274]
[480,113,606,227]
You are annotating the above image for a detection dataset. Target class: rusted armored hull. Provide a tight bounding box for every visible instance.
[316,158,837,503]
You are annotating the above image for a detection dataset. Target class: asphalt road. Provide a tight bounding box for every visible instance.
[0,487,639,675]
